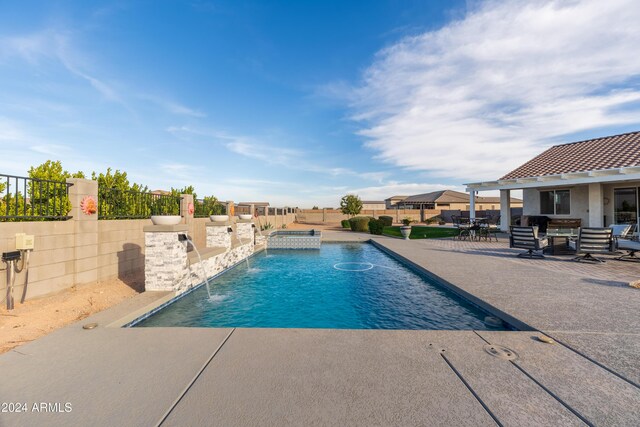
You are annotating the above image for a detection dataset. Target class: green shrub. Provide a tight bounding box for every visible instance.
[368,218,384,235]
[341,219,351,229]
[378,216,393,226]
[349,216,370,232]
[425,216,442,225]
[402,217,415,226]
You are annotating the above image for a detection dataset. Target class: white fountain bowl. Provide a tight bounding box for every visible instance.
[150,215,182,226]
[210,215,229,222]
[238,214,252,220]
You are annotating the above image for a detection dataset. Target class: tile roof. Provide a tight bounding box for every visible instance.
[501,131,640,180]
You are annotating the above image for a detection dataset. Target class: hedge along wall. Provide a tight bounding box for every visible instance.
[297,209,439,224]
[0,179,209,302]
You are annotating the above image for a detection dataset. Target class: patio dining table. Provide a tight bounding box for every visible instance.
[544,228,579,255]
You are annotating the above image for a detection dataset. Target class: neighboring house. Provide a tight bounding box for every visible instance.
[396,190,522,211]
[361,201,386,210]
[466,131,640,231]
[384,195,408,209]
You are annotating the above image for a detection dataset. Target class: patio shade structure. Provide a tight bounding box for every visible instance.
[465,131,640,232]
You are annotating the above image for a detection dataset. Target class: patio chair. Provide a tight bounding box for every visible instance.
[452,215,472,240]
[616,238,640,262]
[477,217,499,242]
[609,223,633,246]
[572,227,614,263]
[509,226,548,258]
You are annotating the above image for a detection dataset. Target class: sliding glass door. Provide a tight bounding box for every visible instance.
[614,187,638,224]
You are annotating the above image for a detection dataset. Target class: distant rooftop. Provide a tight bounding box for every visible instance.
[237,202,270,206]
[361,200,385,204]
[402,190,520,204]
[501,131,640,180]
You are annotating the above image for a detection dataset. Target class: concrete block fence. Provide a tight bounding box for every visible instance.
[296,209,439,224]
[0,180,297,301]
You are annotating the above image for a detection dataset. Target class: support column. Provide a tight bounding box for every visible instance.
[206,222,232,250]
[236,220,254,244]
[588,183,604,227]
[500,190,511,232]
[143,225,188,292]
[469,190,476,221]
[67,178,98,285]
[181,193,194,237]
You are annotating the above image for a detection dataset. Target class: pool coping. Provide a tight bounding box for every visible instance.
[368,239,534,332]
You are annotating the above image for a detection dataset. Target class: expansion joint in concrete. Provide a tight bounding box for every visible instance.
[439,351,503,427]
[156,328,236,427]
[544,332,640,390]
[509,360,593,427]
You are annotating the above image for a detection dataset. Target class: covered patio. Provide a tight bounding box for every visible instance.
[465,131,640,233]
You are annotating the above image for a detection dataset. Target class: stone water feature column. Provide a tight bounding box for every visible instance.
[144,224,188,292]
[206,221,232,250]
[236,219,254,245]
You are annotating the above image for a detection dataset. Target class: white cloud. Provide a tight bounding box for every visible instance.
[142,95,205,117]
[350,0,640,181]
[30,144,71,156]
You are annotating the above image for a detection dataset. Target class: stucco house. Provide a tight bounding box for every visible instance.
[466,131,640,231]
[384,195,408,209]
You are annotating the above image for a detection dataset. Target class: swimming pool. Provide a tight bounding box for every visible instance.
[134,243,508,330]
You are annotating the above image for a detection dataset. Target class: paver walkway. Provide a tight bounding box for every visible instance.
[0,232,639,426]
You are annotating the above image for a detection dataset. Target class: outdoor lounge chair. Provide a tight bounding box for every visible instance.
[572,227,614,263]
[616,238,640,262]
[609,223,632,246]
[509,226,548,258]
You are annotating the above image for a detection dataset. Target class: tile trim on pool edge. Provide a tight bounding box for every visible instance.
[369,239,534,332]
[122,248,266,328]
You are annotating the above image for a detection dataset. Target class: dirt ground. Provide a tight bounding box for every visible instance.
[0,275,143,354]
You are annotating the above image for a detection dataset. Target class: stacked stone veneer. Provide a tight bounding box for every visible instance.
[145,221,255,293]
[236,220,254,243]
[206,222,232,249]
[182,243,253,292]
[144,225,189,292]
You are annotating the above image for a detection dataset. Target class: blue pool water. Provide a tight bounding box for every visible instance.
[135,243,507,330]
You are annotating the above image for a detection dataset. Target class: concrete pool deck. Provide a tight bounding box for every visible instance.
[1,232,639,426]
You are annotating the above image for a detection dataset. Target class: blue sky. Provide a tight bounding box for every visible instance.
[2,0,640,207]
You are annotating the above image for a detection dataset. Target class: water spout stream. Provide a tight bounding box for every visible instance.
[181,235,212,299]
